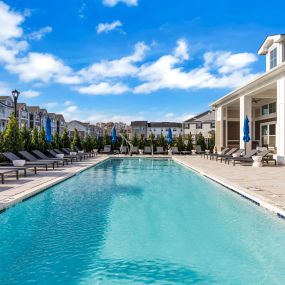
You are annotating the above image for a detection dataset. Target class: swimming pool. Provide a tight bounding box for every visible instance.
[1,158,285,284]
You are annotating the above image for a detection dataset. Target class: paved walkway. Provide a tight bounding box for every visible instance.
[173,155,285,217]
[0,156,109,212]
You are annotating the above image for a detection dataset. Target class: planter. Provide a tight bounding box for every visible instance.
[139,149,143,155]
[205,150,210,155]
[13,160,25,167]
[56,154,64,159]
[70,152,77,156]
[191,150,196,155]
[252,155,262,167]
[78,151,84,154]
[232,153,240,158]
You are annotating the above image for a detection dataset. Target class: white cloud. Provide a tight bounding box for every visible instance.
[97,20,123,34]
[64,100,72,106]
[0,1,24,41]
[28,26,52,41]
[174,39,189,60]
[21,90,41,98]
[0,81,10,96]
[77,82,130,95]
[79,42,149,81]
[87,113,143,124]
[102,0,138,7]
[43,102,59,108]
[165,112,174,118]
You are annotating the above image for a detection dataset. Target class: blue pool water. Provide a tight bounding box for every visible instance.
[1,158,285,284]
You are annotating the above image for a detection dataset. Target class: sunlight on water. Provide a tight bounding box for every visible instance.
[1,158,285,284]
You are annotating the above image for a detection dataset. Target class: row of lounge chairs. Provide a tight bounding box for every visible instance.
[0,148,97,184]
[203,147,277,166]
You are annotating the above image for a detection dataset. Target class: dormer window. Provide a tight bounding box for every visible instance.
[270,48,277,69]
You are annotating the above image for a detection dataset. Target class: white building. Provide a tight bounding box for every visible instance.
[183,110,215,143]
[211,34,285,163]
[147,122,183,138]
[0,96,13,132]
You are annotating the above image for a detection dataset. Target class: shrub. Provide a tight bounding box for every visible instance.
[2,115,21,152]
[157,132,165,147]
[19,124,31,151]
[196,132,207,150]
[71,128,81,150]
[83,135,92,152]
[131,133,139,147]
[52,132,62,149]
[185,133,193,151]
[176,134,184,151]
[38,127,48,152]
[139,134,146,149]
[61,127,70,148]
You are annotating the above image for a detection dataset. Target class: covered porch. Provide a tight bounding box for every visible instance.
[213,65,285,163]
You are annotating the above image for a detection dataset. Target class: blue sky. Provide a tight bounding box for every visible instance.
[0,0,284,123]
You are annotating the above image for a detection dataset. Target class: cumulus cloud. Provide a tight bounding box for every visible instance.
[97,20,123,34]
[77,82,130,95]
[79,42,149,80]
[21,90,41,98]
[28,26,52,41]
[102,0,138,7]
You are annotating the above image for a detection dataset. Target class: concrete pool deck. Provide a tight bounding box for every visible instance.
[172,155,285,218]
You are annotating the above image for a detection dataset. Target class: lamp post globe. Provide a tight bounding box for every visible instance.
[11,89,20,120]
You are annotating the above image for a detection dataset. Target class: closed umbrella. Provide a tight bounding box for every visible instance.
[112,127,117,144]
[167,128,173,144]
[243,115,250,153]
[45,116,52,143]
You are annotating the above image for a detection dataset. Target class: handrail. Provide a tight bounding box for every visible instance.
[119,133,133,155]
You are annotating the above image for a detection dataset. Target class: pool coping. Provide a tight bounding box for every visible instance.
[172,157,285,220]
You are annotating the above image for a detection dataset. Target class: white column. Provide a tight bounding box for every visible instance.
[240,96,252,153]
[216,107,224,151]
[277,77,285,163]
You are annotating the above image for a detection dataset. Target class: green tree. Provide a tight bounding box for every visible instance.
[131,132,139,147]
[2,115,21,152]
[139,134,146,149]
[208,130,215,151]
[196,132,207,150]
[157,132,165,147]
[31,127,39,150]
[38,127,48,152]
[91,135,99,149]
[83,134,92,152]
[61,127,70,148]
[185,133,193,151]
[20,124,31,151]
[71,128,81,150]
[176,134,184,151]
[52,132,62,149]
[102,130,108,146]
[149,131,155,147]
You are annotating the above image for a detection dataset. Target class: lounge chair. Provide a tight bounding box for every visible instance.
[195,145,205,157]
[144,146,152,155]
[2,152,52,171]
[32,150,66,166]
[19,151,57,169]
[74,146,91,157]
[66,147,89,159]
[181,150,191,155]
[100,145,112,154]
[228,149,259,166]
[120,146,128,154]
[156,147,166,154]
[47,149,76,163]
[131,146,139,154]
[215,148,237,162]
[0,168,19,184]
[220,149,245,163]
[171,147,180,155]
[62,148,87,160]
[208,147,229,160]
[54,149,80,161]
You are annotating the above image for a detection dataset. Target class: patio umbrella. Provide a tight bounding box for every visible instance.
[167,128,173,144]
[45,116,52,143]
[243,115,250,153]
[112,127,117,144]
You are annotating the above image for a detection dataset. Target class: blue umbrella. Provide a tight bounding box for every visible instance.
[45,116,52,143]
[167,128,173,144]
[112,127,117,144]
[243,115,250,143]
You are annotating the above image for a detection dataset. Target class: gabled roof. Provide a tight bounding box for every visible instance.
[0,96,10,100]
[27,106,40,113]
[258,34,285,55]
[184,110,215,123]
[17,103,27,111]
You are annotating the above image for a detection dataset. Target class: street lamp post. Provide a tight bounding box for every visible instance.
[11,89,20,121]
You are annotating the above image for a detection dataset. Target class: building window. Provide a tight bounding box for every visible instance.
[211,122,215,128]
[196,122,202,129]
[270,48,277,69]
[261,102,276,116]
